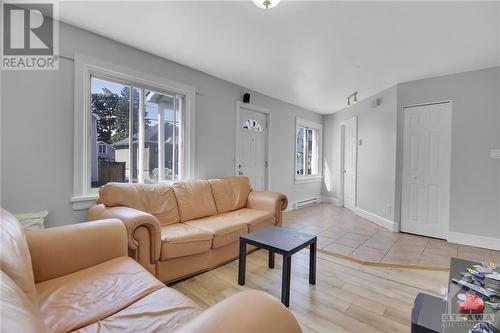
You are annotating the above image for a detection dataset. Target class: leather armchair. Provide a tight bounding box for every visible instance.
[27,218,127,283]
[2,208,303,333]
[174,290,301,333]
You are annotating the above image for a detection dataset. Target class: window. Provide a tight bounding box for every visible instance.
[295,118,322,183]
[243,119,263,132]
[72,54,195,209]
[98,143,107,155]
[90,77,185,187]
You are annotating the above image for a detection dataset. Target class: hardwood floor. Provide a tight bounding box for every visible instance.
[171,249,449,332]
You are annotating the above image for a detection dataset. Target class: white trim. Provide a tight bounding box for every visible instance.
[235,101,271,191]
[355,207,400,232]
[448,232,500,251]
[73,54,196,209]
[294,117,323,184]
[70,194,98,210]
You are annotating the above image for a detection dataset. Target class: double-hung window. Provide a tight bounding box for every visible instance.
[72,54,195,209]
[295,118,323,183]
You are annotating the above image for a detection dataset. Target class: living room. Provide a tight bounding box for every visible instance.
[1,1,499,332]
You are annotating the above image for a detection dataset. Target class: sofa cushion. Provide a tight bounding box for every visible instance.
[235,208,275,232]
[0,209,39,306]
[0,271,52,333]
[172,180,217,222]
[74,287,201,333]
[209,177,252,214]
[36,257,164,333]
[184,213,249,249]
[160,223,213,260]
[99,183,180,225]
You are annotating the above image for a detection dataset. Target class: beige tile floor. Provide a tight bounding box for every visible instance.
[284,203,500,268]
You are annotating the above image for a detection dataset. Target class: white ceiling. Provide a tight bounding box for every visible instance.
[57,1,499,114]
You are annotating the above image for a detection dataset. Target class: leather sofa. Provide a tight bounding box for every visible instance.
[88,176,288,283]
[1,208,302,333]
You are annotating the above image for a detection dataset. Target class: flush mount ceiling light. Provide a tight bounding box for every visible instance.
[253,0,281,9]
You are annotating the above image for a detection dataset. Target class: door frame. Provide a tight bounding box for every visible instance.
[339,116,357,210]
[235,101,271,190]
[400,100,452,239]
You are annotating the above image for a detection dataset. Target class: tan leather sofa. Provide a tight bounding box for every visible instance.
[88,176,288,283]
[1,208,301,333]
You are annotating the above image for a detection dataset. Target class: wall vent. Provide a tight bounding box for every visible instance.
[295,197,319,209]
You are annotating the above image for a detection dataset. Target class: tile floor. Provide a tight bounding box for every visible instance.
[283,203,500,268]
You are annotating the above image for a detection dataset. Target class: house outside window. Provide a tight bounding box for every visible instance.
[72,54,195,209]
[98,143,107,155]
[295,117,323,183]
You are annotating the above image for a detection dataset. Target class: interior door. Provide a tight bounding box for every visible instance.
[237,106,268,190]
[401,102,451,239]
[343,117,357,211]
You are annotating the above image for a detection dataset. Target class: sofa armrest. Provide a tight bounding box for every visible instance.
[88,205,161,267]
[26,219,127,283]
[174,290,302,333]
[246,191,288,226]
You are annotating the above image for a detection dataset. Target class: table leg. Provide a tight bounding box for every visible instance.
[309,240,316,285]
[268,250,275,268]
[238,241,246,286]
[281,255,291,307]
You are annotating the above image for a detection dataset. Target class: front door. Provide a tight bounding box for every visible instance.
[401,102,452,239]
[237,105,268,190]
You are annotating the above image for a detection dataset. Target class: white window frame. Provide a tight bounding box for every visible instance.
[71,54,196,210]
[295,117,323,184]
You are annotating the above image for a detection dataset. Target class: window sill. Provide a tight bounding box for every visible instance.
[294,176,323,184]
[70,194,98,210]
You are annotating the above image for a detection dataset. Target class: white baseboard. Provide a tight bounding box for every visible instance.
[448,232,500,251]
[355,207,400,232]
[319,196,342,207]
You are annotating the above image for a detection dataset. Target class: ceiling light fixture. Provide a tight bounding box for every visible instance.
[253,0,281,9]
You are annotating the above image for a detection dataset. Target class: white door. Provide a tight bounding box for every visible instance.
[401,102,451,239]
[343,117,357,211]
[237,106,268,191]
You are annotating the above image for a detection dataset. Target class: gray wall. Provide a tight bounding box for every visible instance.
[323,67,500,240]
[396,67,500,238]
[322,86,398,221]
[1,22,322,227]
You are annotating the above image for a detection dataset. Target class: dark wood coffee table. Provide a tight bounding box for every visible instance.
[238,226,317,307]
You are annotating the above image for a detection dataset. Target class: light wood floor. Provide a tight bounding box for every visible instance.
[172,249,449,333]
[284,204,500,268]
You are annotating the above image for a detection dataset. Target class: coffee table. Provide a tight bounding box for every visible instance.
[238,226,317,307]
